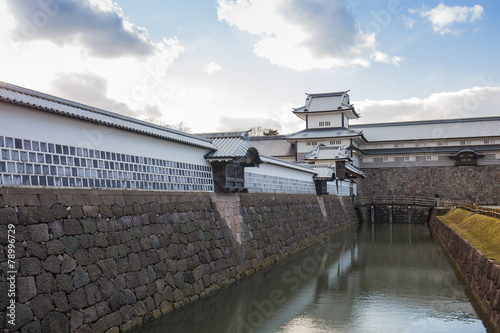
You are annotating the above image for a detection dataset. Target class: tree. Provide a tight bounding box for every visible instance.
[263,129,279,136]
[142,117,191,133]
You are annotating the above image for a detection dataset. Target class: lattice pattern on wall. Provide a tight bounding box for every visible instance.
[245,172,316,194]
[0,136,214,191]
[360,153,500,168]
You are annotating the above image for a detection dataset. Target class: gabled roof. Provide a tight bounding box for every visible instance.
[292,91,360,120]
[350,117,500,142]
[250,135,295,157]
[285,127,366,141]
[448,148,485,158]
[310,164,335,180]
[198,131,262,165]
[0,81,216,150]
[303,145,351,161]
[346,163,366,178]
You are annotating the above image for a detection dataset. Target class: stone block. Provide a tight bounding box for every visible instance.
[48,220,64,239]
[106,310,123,328]
[41,255,61,274]
[98,258,118,279]
[83,206,99,219]
[52,204,68,219]
[17,276,37,302]
[74,248,91,266]
[105,246,119,259]
[18,207,41,225]
[39,193,57,208]
[96,218,109,232]
[100,205,114,218]
[18,193,39,209]
[135,285,147,300]
[114,274,127,292]
[36,273,57,294]
[126,272,140,289]
[20,257,41,275]
[68,288,88,309]
[26,241,47,260]
[74,265,91,288]
[6,303,33,332]
[39,207,55,222]
[81,218,97,233]
[61,236,80,255]
[99,277,115,300]
[173,272,184,289]
[69,206,84,219]
[28,224,49,242]
[92,316,109,333]
[50,291,71,312]
[55,274,74,292]
[70,309,84,332]
[79,234,95,249]
[116,257,130,274]
[28,294,54,319]
[87,264,102,282]
[82,306,98,324]
[117,244,131,258]
[95,301,111,318]
[94,232,109,248]
[86,248,104,264]
[61,254,77,273]
[20,319,41,333]
[63,219,83,235]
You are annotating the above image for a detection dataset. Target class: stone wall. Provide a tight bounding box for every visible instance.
[357,205,432,224]
[359,165,500,204]
[429,210,500,330]
[0,188,358,332]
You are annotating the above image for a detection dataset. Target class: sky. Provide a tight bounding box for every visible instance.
[1,0,500,134]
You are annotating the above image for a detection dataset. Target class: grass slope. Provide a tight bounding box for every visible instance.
[440,208,500,262]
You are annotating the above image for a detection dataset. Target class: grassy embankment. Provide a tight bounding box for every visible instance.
[439,208,500,262]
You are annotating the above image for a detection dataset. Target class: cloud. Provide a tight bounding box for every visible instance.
[51,71,162,119]
[218,102,304,134]
[420,3,484,35]
[217,0,401,70]
[352,86,500,124]
[204,61,222,74]
[5,0,155,58]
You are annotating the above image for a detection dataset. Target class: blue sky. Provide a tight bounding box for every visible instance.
[1,0,499,133]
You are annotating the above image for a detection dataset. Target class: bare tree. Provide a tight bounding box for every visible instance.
[142,117,191,133]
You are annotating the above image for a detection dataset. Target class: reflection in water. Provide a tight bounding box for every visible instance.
[132,224,494,333]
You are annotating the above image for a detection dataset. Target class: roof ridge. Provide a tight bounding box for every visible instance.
[350,116,500,128]
[0,80,213,146]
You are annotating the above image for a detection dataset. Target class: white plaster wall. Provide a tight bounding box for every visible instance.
[308,113,343,129]
[0,103,212,167]
[245,162,315,183]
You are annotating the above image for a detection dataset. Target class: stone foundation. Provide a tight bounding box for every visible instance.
[0,188,358,332]
[359,165,500,204]
[429,209,500,331]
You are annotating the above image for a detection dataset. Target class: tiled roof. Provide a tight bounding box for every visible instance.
[303,145,351,161]
[292,91,359,119]
[0,81,216,150]
[250,136,295,157]
[261,156,317,174]
[346,163,366,178]
[198,131,263,165]
[351,117,500,142]
[285,127,364,140]
[311,165,335,180]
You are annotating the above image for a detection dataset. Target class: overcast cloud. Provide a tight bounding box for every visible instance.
[353,86,500,124]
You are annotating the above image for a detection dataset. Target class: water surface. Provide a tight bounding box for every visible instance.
[132,223,493,333]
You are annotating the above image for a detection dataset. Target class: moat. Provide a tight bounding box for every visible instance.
[131,223,495,333]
